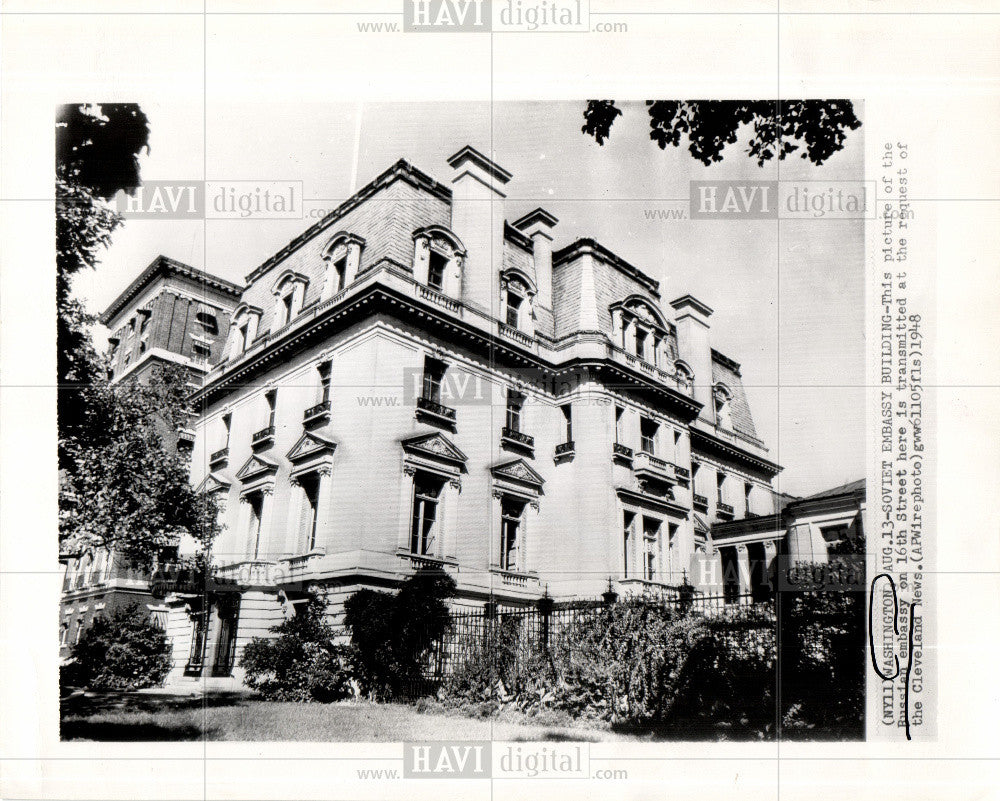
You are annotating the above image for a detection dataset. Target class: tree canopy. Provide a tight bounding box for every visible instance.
[582,100,861,167]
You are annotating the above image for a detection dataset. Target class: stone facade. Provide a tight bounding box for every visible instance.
[162,145,783,686]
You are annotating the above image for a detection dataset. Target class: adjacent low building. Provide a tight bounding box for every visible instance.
[162,146,786,686]
[709,479,866,602]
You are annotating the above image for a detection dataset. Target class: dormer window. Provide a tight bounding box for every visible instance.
[499,270,535,335]
[413,226,465,298]
[271,271,309,331]
[322,232,366,301]
[238,323,249,352]
[713,384,733,429]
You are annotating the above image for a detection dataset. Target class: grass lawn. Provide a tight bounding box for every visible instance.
[60,691,641,742]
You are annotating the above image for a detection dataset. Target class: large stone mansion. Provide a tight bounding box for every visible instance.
[157,145,788,683]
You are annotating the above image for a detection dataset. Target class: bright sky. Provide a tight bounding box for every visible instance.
[74,100,865,498]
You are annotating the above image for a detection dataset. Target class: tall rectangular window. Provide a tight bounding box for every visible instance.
[299,475,321,551]
[427,251,447,290]
[717,472,726,504]
[500,497,526,571]
[238,323,249,353]
[634,328,647,361]
[667,523,679,582]
[422,357,446,403]
[615,406,625,443]
[265,390,277,429]
[560,404,573,443]
[247,492,264,558]
[673,429,682,461]
[640,416,658,455]
[334,257,347,292]
[318,360,332,404]
[506,390,524,432]
[642,516,660,581]
[281,294,294,326]
[622,510,635,578]
[410,473,444,556]
[744,482,753,514]
[505,292,522,328]
[222,413,232,449]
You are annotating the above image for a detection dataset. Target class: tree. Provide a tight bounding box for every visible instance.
[70,603,173,690]
[344,568,456,699]
[59,364,220,567]
[582,100,861,166]
[56,104,150,461]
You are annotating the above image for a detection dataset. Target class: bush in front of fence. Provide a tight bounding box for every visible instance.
[70,603,173,691]
[240,593,356,702]
[344,567,456,700]
[440,597,776,730]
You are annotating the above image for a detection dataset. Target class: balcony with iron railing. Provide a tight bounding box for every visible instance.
[415,396,457,429]
[673,464,690,481]
[716,501,735,518]
[554,440,575,459]
[209,447,229,468]
[251,426,275,448]
[613,442,634,462]
[693,493,709,510]
[302,400,331,427]
[501,426,534,452]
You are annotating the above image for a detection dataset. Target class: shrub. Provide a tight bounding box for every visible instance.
[344,567,456,699]
[441,597,779,734]
[778,588,865,738]
[71,603,172,691]
[240,593,355,702]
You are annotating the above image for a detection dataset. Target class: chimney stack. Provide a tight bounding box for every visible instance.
[669,294,714,415]
[512,208,558,311]
[446,146,512,316]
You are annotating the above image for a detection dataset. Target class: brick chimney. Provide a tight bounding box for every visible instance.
[446,146,512,316]
[512,207,558,311]
[669,294,714,414]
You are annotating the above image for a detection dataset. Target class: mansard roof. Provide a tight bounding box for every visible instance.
[553,238,660,297]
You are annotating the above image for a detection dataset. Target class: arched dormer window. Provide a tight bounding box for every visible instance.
[321,232,366,301]
[674,360,694,391]
[611,296,669,366]
[713,383,733,430]
[270,270,309,331]
[226,303,263,359]
[499,269,536,335]
[412,226,466,297]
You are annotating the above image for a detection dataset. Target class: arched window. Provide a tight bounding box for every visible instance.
[321,232,366,301]
[674,360,694,390]
[611,296,669,366]
[226,304,263,359]
[412,226,466,297]
[270,271,309,331]
[499,269,536,334]
[713,383,733,430]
